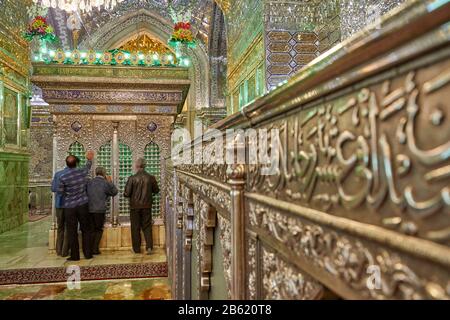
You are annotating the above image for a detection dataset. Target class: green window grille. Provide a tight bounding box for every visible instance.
[97,141,112,214]
[97,142,112,175]
[68,141,86,167]
[119,142,133,216]
[144,142,161,218]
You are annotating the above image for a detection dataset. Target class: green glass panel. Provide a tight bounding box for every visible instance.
[144,142,161,218]
[68,141,86,167]
[97,141,112,214]
[119,142,133,216]
[97,142,112,175]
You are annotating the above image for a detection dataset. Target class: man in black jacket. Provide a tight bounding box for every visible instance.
[87,167,118,255]
[124,158,160,254]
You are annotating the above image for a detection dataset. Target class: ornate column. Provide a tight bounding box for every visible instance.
[29,86,52,216]
[51,116,58,230]
[174,180,184,299]
[176,187,184,230]
[227,162,246,300]
[111,121,120,227]
[172,172,179,289]
[183,189,194,300]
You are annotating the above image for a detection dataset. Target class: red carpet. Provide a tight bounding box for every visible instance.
[0,262,168,285]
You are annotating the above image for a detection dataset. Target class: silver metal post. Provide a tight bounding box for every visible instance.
[51,117,58,230]
[112,121,120,227]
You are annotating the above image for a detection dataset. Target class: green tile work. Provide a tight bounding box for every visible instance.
[97,142,112,176]
[68,141,86,167]
[0,0,31,235]
[0,153,30,234]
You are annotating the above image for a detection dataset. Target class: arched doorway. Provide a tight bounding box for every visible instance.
[78,9,211,135]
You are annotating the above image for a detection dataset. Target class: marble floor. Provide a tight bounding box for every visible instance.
[0,277,171,300]
[0,217,166,270]
[0,217,170,300]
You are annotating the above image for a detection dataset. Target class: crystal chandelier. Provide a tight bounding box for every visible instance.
[32,0,125,13]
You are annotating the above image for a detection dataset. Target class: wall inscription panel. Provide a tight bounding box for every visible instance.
[247,54,450,245]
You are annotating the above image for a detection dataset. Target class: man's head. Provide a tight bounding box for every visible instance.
[86,150,95,161]
[66,155,78,168]
[135,158,146,171]
[95,166,107,177]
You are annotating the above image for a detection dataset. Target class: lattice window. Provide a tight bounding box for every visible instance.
[68,141,86,167]
[97,141,112,215]
[144,142,161,218]
[97,142,112,175]
[119,142,133,216]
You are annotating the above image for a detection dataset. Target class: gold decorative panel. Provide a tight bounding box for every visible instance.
[267,42,291,53]
[268,53,291,64]
[214,0,231,14]
[119,34,173,56]
[267,31,292,42]
[0,0,31,78]
[293,54,316,65]
[267,65,291,75]
[265,30,319,89]
[293,43,318,54]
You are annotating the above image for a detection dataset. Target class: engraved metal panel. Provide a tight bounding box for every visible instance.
[248,54,450,245]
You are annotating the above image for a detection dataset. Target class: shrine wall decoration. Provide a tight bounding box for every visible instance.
[0,0,32,233]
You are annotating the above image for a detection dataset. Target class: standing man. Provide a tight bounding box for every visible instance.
[124,158,159,255]
[87,167,118,255]
[58,151,94,261]
[51,165,70,257]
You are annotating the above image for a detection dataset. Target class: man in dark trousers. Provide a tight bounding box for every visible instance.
[58,151,94,261]
[51,165,70,257]
[124,158,159,255]
[87,166,118,255]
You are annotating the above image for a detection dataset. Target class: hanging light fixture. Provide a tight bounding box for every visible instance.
[32,0,126,13]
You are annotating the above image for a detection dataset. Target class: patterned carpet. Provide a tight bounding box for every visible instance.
[0,278,171,300]
[0,262,168,285]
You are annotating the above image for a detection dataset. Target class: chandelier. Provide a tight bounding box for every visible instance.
[32,0,125,13]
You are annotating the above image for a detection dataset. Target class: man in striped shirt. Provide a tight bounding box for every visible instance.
[58,150,95,261]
